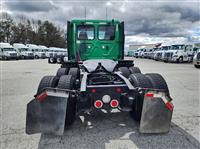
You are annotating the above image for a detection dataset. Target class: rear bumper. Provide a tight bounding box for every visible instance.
[26,85,173,135]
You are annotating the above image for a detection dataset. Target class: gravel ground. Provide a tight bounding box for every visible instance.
[0,58,200,149]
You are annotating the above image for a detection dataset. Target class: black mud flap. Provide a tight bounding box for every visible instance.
[139,91,173,133]
[26,90,69,135]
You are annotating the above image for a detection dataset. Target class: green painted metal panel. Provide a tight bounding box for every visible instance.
[67,20,124,61]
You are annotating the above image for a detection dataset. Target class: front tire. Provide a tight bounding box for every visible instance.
[21,55,25,59]
[177,57,183,63]
[194,64,200,68]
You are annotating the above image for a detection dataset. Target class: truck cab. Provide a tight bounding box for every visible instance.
[67,20,124,61]
[164,44,194,63]
[134,49,140,58]
[13,43,34,59]
[26,44,46,59]
[38,45,50,58]
[0,43,18,60]
[159,45,170,61]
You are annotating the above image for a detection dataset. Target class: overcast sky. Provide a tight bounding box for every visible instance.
[1,0,200,47]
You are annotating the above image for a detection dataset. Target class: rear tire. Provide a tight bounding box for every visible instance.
[56,68,69,77]
[129,66,141,74]
[68,67,80,80]
[37,76,59,94]
[145,73,169,95]
[57,75,76,126]
[119,67,131,78]
[129,74,152,121]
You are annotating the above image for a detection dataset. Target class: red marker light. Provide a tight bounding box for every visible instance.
[36,91,48,102]
[91,88,96,93]
[145,93,154,97]
[166,102,174,111]
[94,100,103,108]
[116,87,122,93]
[110,99,119,108]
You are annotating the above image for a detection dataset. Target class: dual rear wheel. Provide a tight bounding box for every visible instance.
[119,66,141,78]
[118,66,169,121]
[36,73,77,127]
[129,73,169,122]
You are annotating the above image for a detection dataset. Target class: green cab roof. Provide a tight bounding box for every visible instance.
[71,19,121,24]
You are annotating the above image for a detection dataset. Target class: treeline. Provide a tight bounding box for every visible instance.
[0,13,66,48]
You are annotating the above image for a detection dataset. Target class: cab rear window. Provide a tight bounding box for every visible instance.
[98,25,115,40]
[77,25,94,40]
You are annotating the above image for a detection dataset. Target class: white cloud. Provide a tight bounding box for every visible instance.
[2,0,200,43]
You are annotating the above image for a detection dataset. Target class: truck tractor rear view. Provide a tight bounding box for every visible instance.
[26,20,173,135]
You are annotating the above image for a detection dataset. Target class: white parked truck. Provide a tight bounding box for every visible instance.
[149,48,158,59]
[38,45,51,58]
[48,47,59,63]
[13,43,34,59]
[163,44,194,63]
[159,45,171,61]
[133,49,140,58]
[153,47,162,60]
[143,48,153,59]
[26,44,46,59]
[193,48,200,68]
[0,43,18,60]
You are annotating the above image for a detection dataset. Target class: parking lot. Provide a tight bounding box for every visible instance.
[0,58,200,149]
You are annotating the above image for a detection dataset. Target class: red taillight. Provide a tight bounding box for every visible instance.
[36,91,48,102]
[145,93,154,97]
[94,100,103,108]
[110,99,119,108]
[91,88,96,93]
[116,87,122,93]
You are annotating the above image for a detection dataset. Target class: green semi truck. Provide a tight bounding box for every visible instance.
[26,19,173,135]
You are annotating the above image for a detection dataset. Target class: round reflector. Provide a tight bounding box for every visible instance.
[110,99,119,108]
[94,100,103,108]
